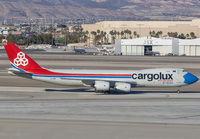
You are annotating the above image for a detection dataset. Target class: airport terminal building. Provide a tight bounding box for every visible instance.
[115,37,200,56]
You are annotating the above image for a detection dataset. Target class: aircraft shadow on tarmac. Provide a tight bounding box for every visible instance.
[45,89,200,95]
[101,91,200,95]
[127,91,200,95]
[45,88,93,93]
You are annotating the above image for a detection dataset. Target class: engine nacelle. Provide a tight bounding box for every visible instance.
[94,81,110,92]
[115,82,131,92]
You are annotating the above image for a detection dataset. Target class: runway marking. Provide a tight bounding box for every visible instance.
[83,98,96,100]
[178,115,200,119]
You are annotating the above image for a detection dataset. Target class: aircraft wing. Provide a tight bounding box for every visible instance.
[60,77,137,87]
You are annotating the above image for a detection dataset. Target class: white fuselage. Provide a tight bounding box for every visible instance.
[32,68,187,88]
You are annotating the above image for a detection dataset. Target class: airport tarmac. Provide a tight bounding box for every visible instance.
[0,54,200,139]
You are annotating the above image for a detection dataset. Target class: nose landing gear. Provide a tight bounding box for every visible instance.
[177,87,181,94]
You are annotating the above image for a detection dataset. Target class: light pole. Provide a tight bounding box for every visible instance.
[65,29,67,46]
[137,24,144,38]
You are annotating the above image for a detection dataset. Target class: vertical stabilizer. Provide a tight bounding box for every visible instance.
[4,43,43,73]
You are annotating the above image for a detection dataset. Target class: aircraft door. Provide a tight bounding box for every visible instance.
[173,69,182,85]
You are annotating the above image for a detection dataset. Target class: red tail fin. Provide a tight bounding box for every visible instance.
[4,43,43,73]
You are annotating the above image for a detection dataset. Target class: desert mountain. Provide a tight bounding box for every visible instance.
[0,0,199,21]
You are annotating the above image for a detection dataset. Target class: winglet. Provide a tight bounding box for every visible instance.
[4,43,43,73]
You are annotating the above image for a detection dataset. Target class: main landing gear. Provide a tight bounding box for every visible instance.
[95,88,110,94]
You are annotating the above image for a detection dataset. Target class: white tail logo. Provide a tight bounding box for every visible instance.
[14,52,28,66]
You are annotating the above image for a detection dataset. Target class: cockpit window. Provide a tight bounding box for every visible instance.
[183,70,187,72]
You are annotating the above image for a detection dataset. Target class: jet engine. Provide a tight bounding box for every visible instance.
[94,81,110,92]
[115,82,131,92]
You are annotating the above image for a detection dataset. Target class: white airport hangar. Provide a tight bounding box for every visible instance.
[115,37,200,56]
[115,37,179,56]
[179,39,200,56]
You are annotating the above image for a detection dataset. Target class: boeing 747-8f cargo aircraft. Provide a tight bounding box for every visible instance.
[4,43,198,93]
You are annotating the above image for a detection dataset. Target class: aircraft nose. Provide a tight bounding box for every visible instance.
[184,73,198,85]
